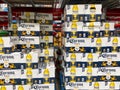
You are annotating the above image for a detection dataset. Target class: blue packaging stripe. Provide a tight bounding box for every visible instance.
[84,14,102,22]
[37,20,53,25]
[17,45,40,49]
[0,63,39,70]
[65,15,85,22]
[40,31,53,36]
[18,31,40,36]
[64,61,120,68]
[40,43,54,49]
[39,57,54,61]
[64,46,120,53]
[65,76,120,82]
[64,31,116,38]
[65,14,102,22]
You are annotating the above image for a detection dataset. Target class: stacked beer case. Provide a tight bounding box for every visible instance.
[20,12,35,23]
[0,22,20,90]
[36,13,56,90]
[62,4,120,90]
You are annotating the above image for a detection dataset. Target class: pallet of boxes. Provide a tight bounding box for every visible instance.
[36,13,56,90]
[17,23,41,90]
[0,28,20,90]
[62,4,120,90]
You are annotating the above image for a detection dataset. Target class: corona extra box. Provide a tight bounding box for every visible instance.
[0,52,22,69]
[0,70,21,79]
[101,22,115,30]
[31,84,55,90]
[0,52,21,63]
[91,37,120,47]
[0,37,18,54]
[85,22,101,27]
[64,5,84,15]
[64,67,98,77]
[0,85,13,90]
[65,14,84,22]
[65,82,120,90]
[63,38,91,47]
[40,36,53,43]
[100,22,115,37]
[17,36,40,49]
[40,25,53,31]
[21,12,35,20]
[21,52,39,63]
[20,69,55,78]
[63,22,83,31]
[98,52,120,62]
[63,52,100,62]
[18,23,40,36]
[15,85,31,90]
[84,4,102,22]
[39,48,54,57]
[36,13,53,24]
[97,67,120,76]
[84,4,102,14]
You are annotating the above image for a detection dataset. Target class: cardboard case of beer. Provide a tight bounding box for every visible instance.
[63,22,83,31]
[0,37,17,54]
[17,36,40,49]
[18,23,40,36]
[64,5,84,15]
[21,12,35,20]
[36,13,53,24]
[40,25,53,31]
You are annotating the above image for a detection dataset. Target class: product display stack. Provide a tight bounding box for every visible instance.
[62,4,120,90]
[0,23,20,89]
[36,13,56,90]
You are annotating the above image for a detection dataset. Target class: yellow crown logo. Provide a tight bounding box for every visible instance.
[105,22,110,29]
[44,36,49,42]
[112,37,118,45]
[1,86,6,90]
[70,66,76,75]
[44,49,49,55]
[73,14,78,22]
[44,69,49,77]
[72,5,78,12]
[0,37,4,45]
[109,82,115,88]
[96,38,102,46]
[26,54,32,61]
[71,22,77,30]
[94,82,99,88]
[89,22,94,27]
[70,53,76,61]
[18,85,24,90]
[87,53,93,60]
[87,67,92,75]
[26,68,32,77]
[90,14,95,21]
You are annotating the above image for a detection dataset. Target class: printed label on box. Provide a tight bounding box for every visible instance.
[18,23,40,31]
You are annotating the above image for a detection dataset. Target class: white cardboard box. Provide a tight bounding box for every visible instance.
[18,23,40,31]
[63,22,83,31]
[40,25,53,31]
[36,13,53,20]
[84,4,102,14]
[64,5,85,15]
